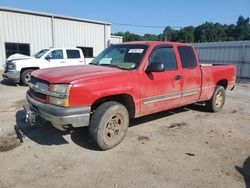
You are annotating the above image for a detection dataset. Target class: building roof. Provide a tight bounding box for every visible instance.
[0,6,111,25]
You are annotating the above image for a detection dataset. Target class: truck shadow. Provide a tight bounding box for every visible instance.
[235,157,250,188]
[15,110,97,150]
[185,103,211,113]
[0,79,19,87]
[15,110,69,145]
[15,104,210,151]
[0,79,28,87]
[130,104,209,127]
[130,108,189,127]
[70,127,97,150]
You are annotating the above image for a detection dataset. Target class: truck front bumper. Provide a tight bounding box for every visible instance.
[2,71,20,83]
[25,92,91,131]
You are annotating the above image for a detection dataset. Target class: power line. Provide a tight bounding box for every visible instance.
[112,22,183,29]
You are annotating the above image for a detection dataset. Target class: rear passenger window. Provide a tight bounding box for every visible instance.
[149,47,177,70]
[178,46,197,68]
[66,50,80,59]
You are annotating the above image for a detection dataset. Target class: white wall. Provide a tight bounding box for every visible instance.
[110,35,123,45]
[54,18,110,57]
[0,9,111,69]
[0,11,53,68]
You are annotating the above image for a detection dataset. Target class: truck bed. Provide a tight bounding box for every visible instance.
[199,64,236,101]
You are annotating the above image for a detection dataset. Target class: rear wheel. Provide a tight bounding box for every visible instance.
[205,85,226,112]
[89,101,129,150]
[21,69,33,86]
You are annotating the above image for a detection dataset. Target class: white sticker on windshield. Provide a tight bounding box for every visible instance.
[128,49,144,53]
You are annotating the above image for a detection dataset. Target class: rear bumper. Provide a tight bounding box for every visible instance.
[2,71,20,83]
[25,91,91,131]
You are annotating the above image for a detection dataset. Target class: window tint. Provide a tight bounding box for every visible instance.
[104,47,126,63]
[77,47,93,58]
[178,46,197,68]
[149,47,177,70]
[34,49,49,59]
[47,50,63,59]
[91,44,148,70]
[5,42,30,58]
[66,50,80,59]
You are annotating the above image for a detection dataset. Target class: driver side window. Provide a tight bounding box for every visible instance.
[149,47,177,71]
[47,50,63,59]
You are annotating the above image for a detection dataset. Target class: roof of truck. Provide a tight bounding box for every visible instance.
[116,41,191,46]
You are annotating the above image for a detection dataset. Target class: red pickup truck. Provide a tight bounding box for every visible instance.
[24,41,236,150]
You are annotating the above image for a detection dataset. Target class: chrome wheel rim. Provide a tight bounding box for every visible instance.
[104,114,124,140]
[25,72,32,83]
[215,91,223,107]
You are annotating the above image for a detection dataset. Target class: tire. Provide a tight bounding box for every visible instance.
[89,101,129,150]
[21,69,33,86]
[205,85,226,112]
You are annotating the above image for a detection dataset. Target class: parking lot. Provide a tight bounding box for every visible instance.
[0,73,250,188]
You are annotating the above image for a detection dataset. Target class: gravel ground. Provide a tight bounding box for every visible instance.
[0,76,249,188]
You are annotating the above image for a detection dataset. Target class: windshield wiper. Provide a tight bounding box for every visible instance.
[98,64,130,70]
[89,62,98,65]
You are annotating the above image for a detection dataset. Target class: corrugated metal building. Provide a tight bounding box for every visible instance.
[193,41,250,79]
[110,35,123,45]
[0,6,112,69]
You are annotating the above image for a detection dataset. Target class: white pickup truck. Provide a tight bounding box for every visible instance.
[2,47,93,85]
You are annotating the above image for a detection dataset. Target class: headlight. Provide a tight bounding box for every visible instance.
[51,84,70,93]
[6,62,16,70]
[48,84,72,107]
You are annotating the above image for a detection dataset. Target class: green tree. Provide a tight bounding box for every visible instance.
[178,26,195,43]
[225,24,236,41]
[143,33,159,41]
[163,26,175,41]
[235,16,250,40]
[114,16,250,43]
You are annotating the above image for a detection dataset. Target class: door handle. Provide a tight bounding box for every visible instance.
[175,75,181,80]
[60,61,65,63]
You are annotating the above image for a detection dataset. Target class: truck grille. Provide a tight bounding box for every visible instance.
[29,76,49,102]
[4,61,14,72]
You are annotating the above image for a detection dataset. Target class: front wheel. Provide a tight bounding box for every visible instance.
[89,101,129,150]
[205,85,226,112]
[21,69,33,86]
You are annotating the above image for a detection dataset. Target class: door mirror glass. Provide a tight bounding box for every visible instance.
[45,55,51,61]
[146,62,165,73]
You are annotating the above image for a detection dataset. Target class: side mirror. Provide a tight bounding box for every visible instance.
[45,56,51,61]
[146,62,165,73]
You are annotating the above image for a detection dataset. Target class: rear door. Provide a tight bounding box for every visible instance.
[177,46,202,105]
[140,45,182,115]
[65,49,85,65]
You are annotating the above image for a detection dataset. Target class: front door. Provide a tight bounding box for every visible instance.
[44,49,66,68]
[140,45,182,116]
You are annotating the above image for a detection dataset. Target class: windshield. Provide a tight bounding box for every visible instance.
[34,49,49,59]
[91,44,148,70]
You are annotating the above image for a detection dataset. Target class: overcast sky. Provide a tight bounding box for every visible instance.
[0,0,249,35]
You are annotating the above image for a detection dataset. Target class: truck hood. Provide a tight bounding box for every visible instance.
[32,65,129,84]
[7,53,34,61]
